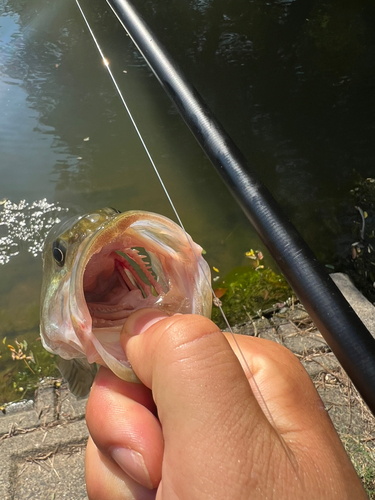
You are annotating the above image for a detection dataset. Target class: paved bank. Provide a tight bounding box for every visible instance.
[0,380,88,499]
[0,273,374,499]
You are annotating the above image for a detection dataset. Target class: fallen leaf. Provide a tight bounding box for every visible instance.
[213,288,227,299]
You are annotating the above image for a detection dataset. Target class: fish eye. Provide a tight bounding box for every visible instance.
[52,240,66,267]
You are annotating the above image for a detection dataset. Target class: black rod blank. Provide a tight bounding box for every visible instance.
[106,0,375,414]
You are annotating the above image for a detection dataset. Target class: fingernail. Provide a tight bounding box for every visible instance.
[122,308,170,337]
[111,447,153,489]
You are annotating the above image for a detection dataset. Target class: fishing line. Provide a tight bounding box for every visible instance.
[75,0,296,465]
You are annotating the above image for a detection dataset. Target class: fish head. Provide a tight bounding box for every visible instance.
[40,208,212,383]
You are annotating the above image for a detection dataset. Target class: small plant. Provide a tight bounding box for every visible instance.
[211,250,293,329]
[6,338,35,374]
[0,335,59,405]
[340,176,375,303]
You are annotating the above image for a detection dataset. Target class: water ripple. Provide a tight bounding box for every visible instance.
[0,198,68,265]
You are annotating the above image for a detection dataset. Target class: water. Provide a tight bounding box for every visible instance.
[1,0,374,402]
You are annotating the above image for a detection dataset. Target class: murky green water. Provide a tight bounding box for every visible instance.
[1,0,374,403]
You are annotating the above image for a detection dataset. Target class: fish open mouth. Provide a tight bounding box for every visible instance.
[70,210,211,341]
[41,209,211,382]
[83,244,169,328]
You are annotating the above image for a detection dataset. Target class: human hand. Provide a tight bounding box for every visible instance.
[85,309,367,499]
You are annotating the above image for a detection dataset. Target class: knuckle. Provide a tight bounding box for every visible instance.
[155,314,221,356]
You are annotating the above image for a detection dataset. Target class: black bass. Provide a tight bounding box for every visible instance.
[40,208,211,395]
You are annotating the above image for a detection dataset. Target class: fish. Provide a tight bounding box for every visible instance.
[40,208,212,396]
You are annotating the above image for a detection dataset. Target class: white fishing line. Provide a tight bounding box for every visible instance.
[75,0,296,466]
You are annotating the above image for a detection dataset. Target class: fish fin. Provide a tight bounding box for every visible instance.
[56,357,97,398]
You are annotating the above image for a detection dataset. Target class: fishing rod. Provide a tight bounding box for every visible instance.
[98,0,375,414]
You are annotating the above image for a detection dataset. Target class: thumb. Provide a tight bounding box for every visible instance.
[121,309,284,499]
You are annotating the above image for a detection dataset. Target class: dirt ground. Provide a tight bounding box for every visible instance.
[231,303,375,498]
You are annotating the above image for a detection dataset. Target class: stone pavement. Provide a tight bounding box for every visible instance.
[0,381,89,499]
[0,273,374,499]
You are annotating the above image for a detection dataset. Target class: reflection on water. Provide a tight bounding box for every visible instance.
[1,0,375,401]
[0,199,68,264]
